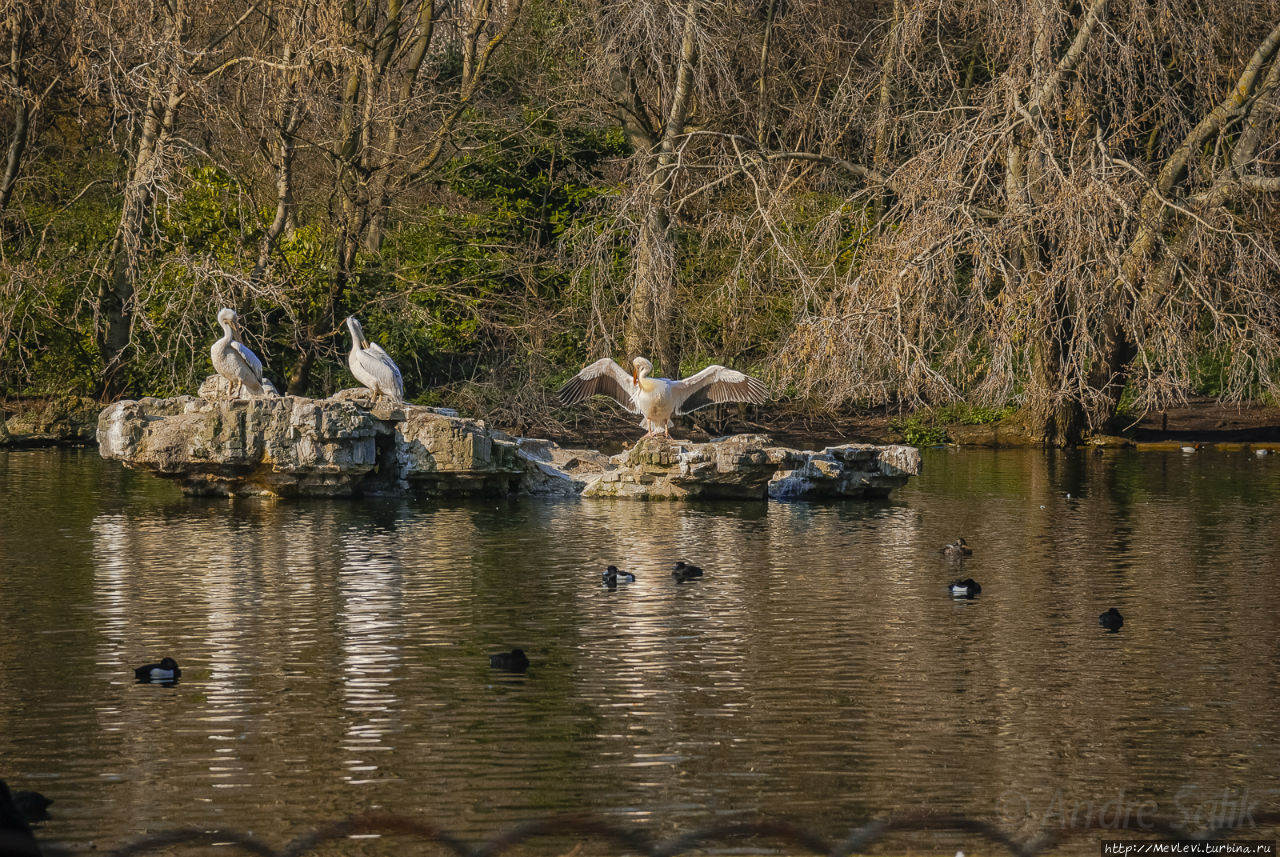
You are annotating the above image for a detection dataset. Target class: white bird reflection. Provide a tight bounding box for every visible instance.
[90,514,132,680]
[338,529,406,783]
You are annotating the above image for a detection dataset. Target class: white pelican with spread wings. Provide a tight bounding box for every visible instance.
[558,356,766,438]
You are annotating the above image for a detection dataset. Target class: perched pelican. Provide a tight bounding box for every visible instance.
[345,316,404,403]
[1099,607,1124,631]
[558,356,766,439]
[489,648,530,672]
[602,565,635,586]
[134,657,181,682]
[211,308,268,398]
[949,578,981,598]
[941,538,972,558]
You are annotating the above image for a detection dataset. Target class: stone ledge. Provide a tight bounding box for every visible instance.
[578,435,920,500]
[98,394,391,497]
[98,383,920,499]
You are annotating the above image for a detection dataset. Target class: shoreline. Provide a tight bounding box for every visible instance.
[4,394,1280,451]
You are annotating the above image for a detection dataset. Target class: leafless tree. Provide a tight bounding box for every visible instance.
[550,0,1280,442]
[71,0,265,396]
[775,0,1280,443]
[7,0,1280,441]
[0,0,72,218]
[266,0,527,393]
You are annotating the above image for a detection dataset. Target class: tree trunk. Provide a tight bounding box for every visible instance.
[870,0,901,222]
[0,8,31,214]
[625,205,679,374]
[1009,0,1109,445]
[252,43,301,281]
[619,0,699,376]
[98,63,181,398]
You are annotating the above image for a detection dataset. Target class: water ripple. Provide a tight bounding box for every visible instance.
[1,448,1279,852]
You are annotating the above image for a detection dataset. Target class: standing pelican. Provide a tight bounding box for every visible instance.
[345,316,404,403]
[211,308,267,398]
[558,356,767,438]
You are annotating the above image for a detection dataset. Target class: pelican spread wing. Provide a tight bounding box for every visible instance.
[557,358,640,413]
[670,365,768,414]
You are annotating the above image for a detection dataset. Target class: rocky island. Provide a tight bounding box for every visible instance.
[97,379,920,500]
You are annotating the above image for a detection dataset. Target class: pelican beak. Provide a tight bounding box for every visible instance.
[632,363,639,385]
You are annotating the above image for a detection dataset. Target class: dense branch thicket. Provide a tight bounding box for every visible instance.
[2,0,1279,442]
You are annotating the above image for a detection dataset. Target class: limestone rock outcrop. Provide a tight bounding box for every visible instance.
[98,382,919,499]
[398,408,524,496]
[98,382,516,497]
[767,442,921,499]
[98,395,394,496]
[579,435,919,500]
[510,436,616,497]
[198,374,281,401]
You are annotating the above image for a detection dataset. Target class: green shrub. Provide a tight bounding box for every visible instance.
[891,402,1016,445]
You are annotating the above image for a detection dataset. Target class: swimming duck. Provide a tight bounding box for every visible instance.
[941,538,972,557]
[602,565,636,586]
[489,649,530,672]
[1099,607,1124,630]
[949,578,981,597]
[0,781,39,857]
[134,657,181,682]
[1180,443,1202,453]
[10,790,51,824]
[671,561,704,582]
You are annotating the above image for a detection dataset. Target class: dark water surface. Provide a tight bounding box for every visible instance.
[2,446,1279,853]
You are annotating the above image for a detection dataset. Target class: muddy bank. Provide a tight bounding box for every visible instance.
[1129,396,1280,443]
[540,399,1280,451]
[0,397,100,447]
[7,393,1280,450]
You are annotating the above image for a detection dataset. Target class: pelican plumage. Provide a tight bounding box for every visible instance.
[558,356,767,438]
[345,316,404,403]
[211,308,268,398]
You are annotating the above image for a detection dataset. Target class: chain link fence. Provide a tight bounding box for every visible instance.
[8,809,1279,857]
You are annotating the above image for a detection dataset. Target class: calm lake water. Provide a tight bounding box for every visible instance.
[2,445,1279,854]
